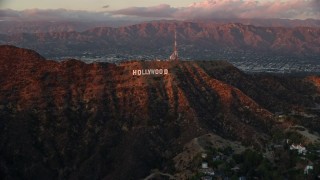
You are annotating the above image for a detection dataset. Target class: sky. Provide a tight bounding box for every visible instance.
[0,0,202,11]
[0,0,319,21]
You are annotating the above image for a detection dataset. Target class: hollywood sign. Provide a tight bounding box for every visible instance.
[132,69,169,76]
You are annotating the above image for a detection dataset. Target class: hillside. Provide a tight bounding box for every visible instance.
[0,45,320,179]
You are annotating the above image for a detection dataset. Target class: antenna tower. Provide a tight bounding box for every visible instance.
[169,30,178,61]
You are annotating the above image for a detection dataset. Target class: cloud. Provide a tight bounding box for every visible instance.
[0,8,116,21]
[0,8,20,18]
[111,4,177,18]
[0,0,318,22]
[110,0,320,20]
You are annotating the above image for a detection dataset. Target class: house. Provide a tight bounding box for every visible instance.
[231,166,241,172]
[202,176,213,180]
[200,168,215,176]
[202,153,208,159]
[290,144,307,155]
[202,162,208,169]
[304,165,313,175]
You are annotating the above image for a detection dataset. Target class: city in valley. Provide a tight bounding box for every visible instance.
[53,48,320,74]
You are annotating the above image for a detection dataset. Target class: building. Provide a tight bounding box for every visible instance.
[201,176,213,180]
[304,165,313,175]
[202,162,208,169]
[202,153,208,159]
[290,144,307,155]
[169,31,179,61]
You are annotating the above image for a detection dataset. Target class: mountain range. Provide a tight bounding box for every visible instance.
[1,19,319,34]
[0,20,139,34]
[0,45,320,179]
[1,21,320,58]
[191,18,320,28]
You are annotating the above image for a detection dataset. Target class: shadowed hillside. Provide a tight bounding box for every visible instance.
[0,45,319,179]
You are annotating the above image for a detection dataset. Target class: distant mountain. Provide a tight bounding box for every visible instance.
[190,18,320,28]
[0,20,139,34]
[1,18,319,35]
[1,21,319,58]
[0,45,319,179]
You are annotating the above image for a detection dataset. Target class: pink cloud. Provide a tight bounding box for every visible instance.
[111,4,177,18]
[0,8,161,22]
[0,9,120,21]
[110,0,320,20]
